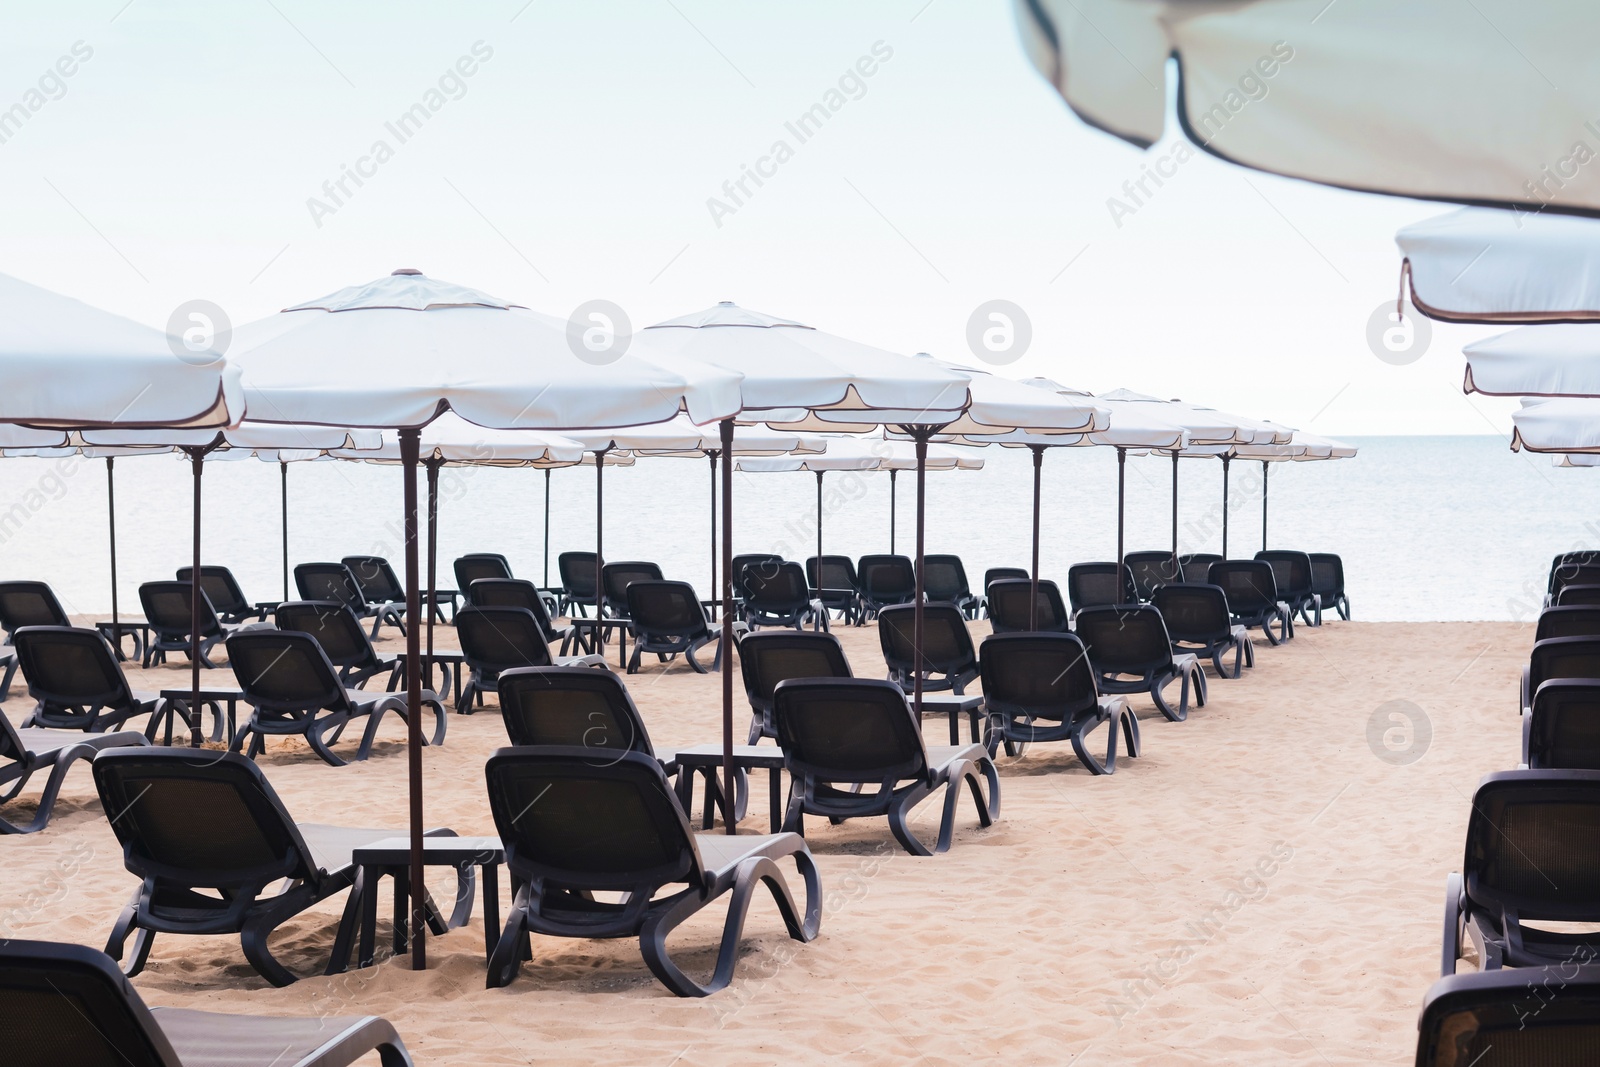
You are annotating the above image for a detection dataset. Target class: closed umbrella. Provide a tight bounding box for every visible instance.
[1013,0,1600,215]
[1397,208,1600,324]
[229,269,742,969]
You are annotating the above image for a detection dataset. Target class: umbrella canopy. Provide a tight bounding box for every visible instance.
[231,271,742,429]
[1510,398,1600,454]
[1397,208,1600,324]
[569,414,825,457]
[1462,324,1600,397]
[326,412,586,465]
[1013,0,1600,215]
[737,439,983,473]
[0,273,244,429]
[227,270,743,971]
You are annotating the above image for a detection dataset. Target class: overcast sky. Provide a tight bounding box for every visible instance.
[0,0,1520,436]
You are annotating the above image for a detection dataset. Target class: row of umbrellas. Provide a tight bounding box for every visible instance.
[0,268,1350,970]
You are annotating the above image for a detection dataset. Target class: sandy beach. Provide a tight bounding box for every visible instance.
[2,616,1522,1065]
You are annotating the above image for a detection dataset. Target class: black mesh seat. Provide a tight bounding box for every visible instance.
[0,580,71,638]
[0,702,147,834]
[454,552,513,591]
[1536,606,1600,642]
[455,605,559,712]
[175,565,274,624]
[1067,563,1135,617]
[496,666,668,762]
[93,748,457,988]
[731,554,783,620]
[877,603,978,695]
[1558,583,1600,607]
[924,555,980,619]
[274,601,400,689]
[1443,769,1600,975]
[1549,553,1600,605]
[806,555,863,626]
[1522,636,1600,714]
[771,677,1000,855]
[0,938,418,1067]
[468,579,605,670]
[984,579,1070,634]
[625,580,722,674]
[1073,605,1207,722]
[1307,552,1349,621]
[1415,964,1600,1066]
[227,630,443,766]
[1123,551,1181,602]
[340,556,409,634]
[294,562,403,640]
[558,551,600,617]
[601,561,665,620]
[11,626,166,734]
[978,632,1138,773]
[137,581,236,669]
[981,567,1029,618]
[483,747,819,996]
[1152,583,1254,678]
[1207,560,1293,645]
[744,562,825,631]
[739,630,853,743]
[1177,553,1222,584]
[1525,681,1600,770]
[1256,550,1321,626]
[856,554,916,618]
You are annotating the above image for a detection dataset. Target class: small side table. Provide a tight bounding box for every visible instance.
[671,743,788,833]
[155,687,246,745]
[917,694,986,745]
[390,649,466,709]
[564,617,633,668]
[96,620,152,664]
[330,834,505,971]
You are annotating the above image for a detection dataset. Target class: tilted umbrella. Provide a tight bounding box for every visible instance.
[229,269,741,969]
[737,438,984,629]
[1397,208,1600,324]
[1013,1,1600,215]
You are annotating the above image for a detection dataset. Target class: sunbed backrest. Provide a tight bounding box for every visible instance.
[626,581,707,638]
[1177,554,1222,584]
[1255,551,1313,597]
[984,568,1029,591]
[1416,966,1600,1067]
[772,677,927,783]
[558,552,599,598]
[857,555,915,599]
[1124,552,1179,600]
[455,607,553,675]
[1528,637,1600,694]
[139,581,222,637]
[1152,584,1231,643]
[92,749,317,886]
[175,566,249,617]
[602,562,665,606]
[1557,584,1600,607]
[1550,563,1600,599]
[739,631,852,712]
[12,626,133,709]
[486,747,700,891]
[1536,607,1600,642]
[1306,553,1344,597]
[731,554,783,599]
[293,563,367,612]
[1074,605,1175,676]
[496,666,656,757]
[1067,563,1133,612]
[979,632,1099,724]
[1207,561,1278,612]
[985,579,1069,633]
[745,562,809,607]
[341,555,404,602]
[0,940,180,1067]
[227,630,347,710]
[0,581,70,638]
[469,579,560,641]
[274,600,374,670]
[922,555,971,601]
[1462,770,1600,922]
[1528,681,1600,770]
[877,603,974,675]
[807,555,858,591]
[455,553,514,590]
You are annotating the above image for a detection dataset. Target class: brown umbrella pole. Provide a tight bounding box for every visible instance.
[1116,448,1126,574]
[106,458,119,650]
[912,429,931,720]
[889,468,897,554]
[543,468,552,588]
[425,457,442,690]
[1261,461,1269,551]
[183,439,220,747]
[707,451,718,618]
[719,418,735,833]
[1221,456,1231,558]
[280,460,290,600]
[1171,452,1179,560]
[814,471,824,632]
[399,428,426,970]
[595,448,609,623]
[1029,445,1043,629]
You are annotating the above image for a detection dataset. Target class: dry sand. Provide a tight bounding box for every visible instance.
[1,616,1526,1065]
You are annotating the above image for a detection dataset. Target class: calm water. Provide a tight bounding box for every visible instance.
[0,435,1585,622]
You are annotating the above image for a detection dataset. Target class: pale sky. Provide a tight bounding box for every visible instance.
[0,0,1520,437]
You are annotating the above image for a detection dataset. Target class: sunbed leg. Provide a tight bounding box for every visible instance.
[1072,720,1111,775]
[1441,872,1463,977]
[889,791,936,856]
[1121,706,1141,759]
[241,910,305,987]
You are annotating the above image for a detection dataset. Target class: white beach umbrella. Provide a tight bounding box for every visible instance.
[1509,398,1600,454]
[1397,209,1600,324]
[1463,325,1600,398]
[228,270,743,968]
[0,272,243,429]
[1179,431,1358,551]
[1013,1,1600,215]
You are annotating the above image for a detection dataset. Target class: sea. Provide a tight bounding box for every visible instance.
[0,435,1581,623]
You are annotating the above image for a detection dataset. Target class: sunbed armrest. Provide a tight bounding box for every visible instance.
[1520,709,1533,767]
[1441,872,1463,977]
[1520,666,1531,716]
